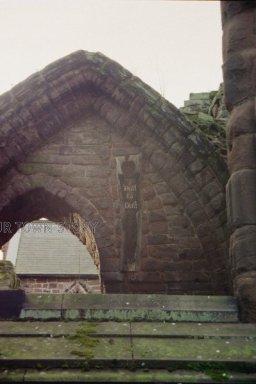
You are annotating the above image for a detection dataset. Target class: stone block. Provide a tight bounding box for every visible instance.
[189,92,211,100]
[228,133,256,172]
[101,272,124,282]
[147,244,179,259]
[148,209,166,223]
[176,236,201,249]
[159,193,177,207]
[142,185,156,200]
[170,174,189,196]
[104,282,124,293]
[176,149,196,171]
[166,214,191,229]
[170,138,187,160]
[188,159,204,175]
[160,161,179,181]
[227,99,256,140]
[223,49,256,108]
[148,172,163,184]
[99,257,120,272]
[202,180,223,199]
[162,129,177,147]
[164,270,208,283]
[150,150,168,170]
[146,197,162,210]
[230,226,256,276]
[194,167,215,190]
[234,271,256,322]
[178,189,197,207]
[154,182,169,194]
[164,205,182,216]
[204,203,217,219]
[147,234,174,245]
[178,247,202,261]
[131,271,162,283]
[222,10,256,59]
[96,246,116,260]
[221,1,255,25]
[148,221,168,234]
[166,226,192,238]
[144,259,178,272]
[125,282,166,293]
[227,170,256,227]
[209,192,225,213]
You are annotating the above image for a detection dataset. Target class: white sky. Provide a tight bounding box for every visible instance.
[0,0,222,108]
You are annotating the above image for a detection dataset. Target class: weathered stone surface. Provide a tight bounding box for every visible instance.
[221,2,256,321]
[234,272,256,322]
[0,51,229,295]
[230,226,256,277]
[228,133,256,173]
[227,99,256,142]
[223,49,256,109]
[227,170,256,227]
[0,260,20,289]
[223,11,256,60]
[221,1,256,25]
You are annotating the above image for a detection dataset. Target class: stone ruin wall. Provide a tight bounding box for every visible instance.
[4,110,227,294]
[180,84,229,161]
[0,51,229,296]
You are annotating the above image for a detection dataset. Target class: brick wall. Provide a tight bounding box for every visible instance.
[20,276,101,294]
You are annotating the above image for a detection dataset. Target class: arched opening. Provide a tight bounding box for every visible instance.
[4,218,101,294]
[0,188,105,293]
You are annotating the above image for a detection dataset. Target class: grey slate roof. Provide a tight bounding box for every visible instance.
[15,220,98,276]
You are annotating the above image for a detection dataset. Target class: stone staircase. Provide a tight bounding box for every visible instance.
[0,294,256,383]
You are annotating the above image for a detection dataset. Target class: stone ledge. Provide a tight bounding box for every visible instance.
[18,294,238,322]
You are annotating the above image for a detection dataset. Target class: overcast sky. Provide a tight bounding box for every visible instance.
[0,0,223,108]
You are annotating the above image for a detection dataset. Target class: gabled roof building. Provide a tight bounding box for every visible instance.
[5,220,100,294]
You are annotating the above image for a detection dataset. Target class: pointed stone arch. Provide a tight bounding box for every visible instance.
[0,174,115,288]
[0,51,229,294]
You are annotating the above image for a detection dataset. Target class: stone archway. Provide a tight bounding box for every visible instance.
[0,51,229,294]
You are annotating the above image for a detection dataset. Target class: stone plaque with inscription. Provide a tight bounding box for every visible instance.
[116,155,141,271]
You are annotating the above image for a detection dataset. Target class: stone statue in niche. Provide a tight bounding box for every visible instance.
[116,154,141,271]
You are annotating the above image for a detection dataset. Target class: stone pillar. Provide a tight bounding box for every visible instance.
[221,1,256,321]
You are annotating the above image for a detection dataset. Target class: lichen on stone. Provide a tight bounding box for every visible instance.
[69,324,99,363]
[0,260,20,289]
[180,83,229,162]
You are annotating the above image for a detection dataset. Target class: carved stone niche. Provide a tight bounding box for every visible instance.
[116,154,142,272]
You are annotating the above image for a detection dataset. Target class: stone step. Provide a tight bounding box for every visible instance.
[0,321,256,382]
[1,369,256,383]
[1,321,255,338]
[19,294,239,322]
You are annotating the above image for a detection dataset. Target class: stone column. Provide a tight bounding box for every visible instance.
[221,1,256,321]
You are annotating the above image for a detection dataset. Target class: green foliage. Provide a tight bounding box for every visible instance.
[69,324,99,364]
[209,90,218,101]
[188,361,229,382]
[185,109,227,162]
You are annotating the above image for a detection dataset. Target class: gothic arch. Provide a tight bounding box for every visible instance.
[0,51,229,293]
